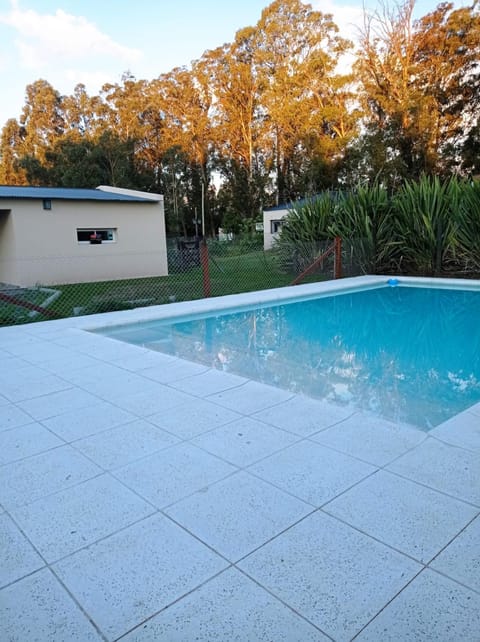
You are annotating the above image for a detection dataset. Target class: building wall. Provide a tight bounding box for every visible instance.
[0,198,168,287]
[0,210,18,285]
[263,208,288,250]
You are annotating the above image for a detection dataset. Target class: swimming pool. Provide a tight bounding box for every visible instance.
[94,279,480,430]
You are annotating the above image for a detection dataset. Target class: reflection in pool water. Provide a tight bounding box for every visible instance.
[96,286,480,430]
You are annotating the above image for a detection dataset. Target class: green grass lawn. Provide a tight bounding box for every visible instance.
[1,249,327,326]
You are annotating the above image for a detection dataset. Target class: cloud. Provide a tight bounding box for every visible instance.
[312,0,365,44]
[0,0,142,69]
[64,68,118,92]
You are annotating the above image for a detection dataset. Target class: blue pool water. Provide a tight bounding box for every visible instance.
[95,285,480,429]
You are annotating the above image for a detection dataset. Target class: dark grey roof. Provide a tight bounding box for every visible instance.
[264,191,344,212]
[264,195,320,212]
[0,186,153,202]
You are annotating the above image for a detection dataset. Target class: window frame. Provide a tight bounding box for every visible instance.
[76,228,117,244]
[270,219,284,234]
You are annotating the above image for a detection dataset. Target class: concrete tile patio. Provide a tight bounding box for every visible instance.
[1,292,479,641]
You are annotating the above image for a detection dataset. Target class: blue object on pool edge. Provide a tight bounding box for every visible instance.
[388,278,399,286]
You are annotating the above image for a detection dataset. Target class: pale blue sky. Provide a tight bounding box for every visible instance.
[0,0,459,128]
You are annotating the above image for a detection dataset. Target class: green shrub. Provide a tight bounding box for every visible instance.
[454,180,480,272]
[391,176,458,275]
[331,184,393,273]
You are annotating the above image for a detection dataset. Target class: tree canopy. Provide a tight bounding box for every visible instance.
[1,0,479,235]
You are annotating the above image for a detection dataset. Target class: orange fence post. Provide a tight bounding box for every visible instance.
[334,236,342,279]
[200,241,211,298]
[290,239,337,286]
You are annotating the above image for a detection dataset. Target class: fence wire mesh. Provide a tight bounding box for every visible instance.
[0,237,366,327]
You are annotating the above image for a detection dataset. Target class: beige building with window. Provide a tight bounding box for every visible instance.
[263,205,289,250]
[0,185,168,287]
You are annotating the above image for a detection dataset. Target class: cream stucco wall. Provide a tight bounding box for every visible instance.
[0,210,17,284]
[263,208,288,250]
[0,196,168,287]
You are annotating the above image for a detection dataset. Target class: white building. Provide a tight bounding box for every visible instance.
[0,185,168,287]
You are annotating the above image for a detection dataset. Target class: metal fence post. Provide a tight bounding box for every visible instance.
[334,237,342,279]
[200,240,211,297]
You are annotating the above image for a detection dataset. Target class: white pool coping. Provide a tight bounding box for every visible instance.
[61,273,480,331]
[1,275,479,640]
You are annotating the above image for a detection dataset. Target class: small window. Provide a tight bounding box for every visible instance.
[43,199,52,210]
[77,228,116,244]
[271,220,283,234]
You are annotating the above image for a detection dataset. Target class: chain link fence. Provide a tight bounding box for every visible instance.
[0,237,366,327]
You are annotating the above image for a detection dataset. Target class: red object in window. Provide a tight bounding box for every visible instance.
[89,232,102,244]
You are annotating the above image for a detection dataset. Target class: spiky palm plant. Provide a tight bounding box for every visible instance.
[454,180,480,272]
[274,193,338,273]
[329,184,393,274]
[391,175,458,275]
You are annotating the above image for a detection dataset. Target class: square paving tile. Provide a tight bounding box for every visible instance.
[166,471,312,561]
[7,343,75,364]
[253,395,354,436]
[238,511,421,641]
[71,336,148,361]
[53,513,228,640]
[387,437,480,506]
[62,362,129,385]
[42,401,137,442]
[75,371,163,400]
[0,374,72,402]
[312,413,426,466]
[109,350,177,372]
[141,359,209,383]
[11,474,156,563]
[17,387,100,421]
[356,569,480,641]
[207,380,293,414]
[0,422,63,465]
[0,362,49,381]
[121,567,328,641]
[0,355,28,370]
[430,515,480,592]
[40,352,102,374]
[0,513,45,588]
[3,338,52,357]
[170,369,247,396]
[72,420,179,470]
[0,445,102,509]
[148,398,242,439]
[192,416,298,467]
[0,403,36,432]
[114,443,236,508]
[248,440,376,506]
[324,470,478,563]
[431,410,480,452]
[111,386,193,417]
[0,569,103,641]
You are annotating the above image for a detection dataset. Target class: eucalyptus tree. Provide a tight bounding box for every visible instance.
[0,80,66,184]
[62,83,103,141]
[355,0,480,181]
[251,0,355,204]
[199,27,268,222]
[98,73,150,142]
[150,63,215,234]
[18,79,66,162]
[0,118,27,184]
[18,132,142,189]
